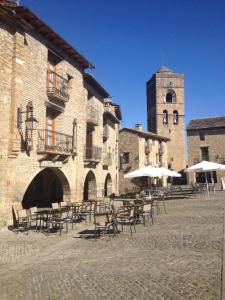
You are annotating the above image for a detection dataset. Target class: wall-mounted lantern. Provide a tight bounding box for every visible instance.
[17,101,38,152]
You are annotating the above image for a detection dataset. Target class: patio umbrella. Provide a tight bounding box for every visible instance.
[124,166,158,178]
[186,160,225,195]
[154,167,181,178]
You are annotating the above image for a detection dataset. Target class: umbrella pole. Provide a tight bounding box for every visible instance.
[205,171,209,197]
[211,171,215,193]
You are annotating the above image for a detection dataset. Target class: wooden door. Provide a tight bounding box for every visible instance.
[46,110,56,149]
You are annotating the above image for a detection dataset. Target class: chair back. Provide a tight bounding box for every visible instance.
[143,203,151,212]
[30,207,37,215]
[17,209,28,219]
[129,207,135,218]
[123,200,130,206]
[60,201,67,208]
[94,214,108,226]
[61,208,69,219]
[52,202,59,210]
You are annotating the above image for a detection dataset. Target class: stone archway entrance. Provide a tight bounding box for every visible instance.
[22,168,70,209]
[104,173,112,197]
[83,171,97,201]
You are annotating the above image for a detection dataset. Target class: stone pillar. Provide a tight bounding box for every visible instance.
[8,31,25,158]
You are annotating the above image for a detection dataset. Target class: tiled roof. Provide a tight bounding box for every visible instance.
[0,3,94,69]
[83,73,110,98]
[187,116,225,130]
[120,128,170,141]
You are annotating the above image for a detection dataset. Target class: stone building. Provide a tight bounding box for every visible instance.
[187,116,225,186]
[147,67,186,172]
[119,124,169,193]
[0,1,121,228]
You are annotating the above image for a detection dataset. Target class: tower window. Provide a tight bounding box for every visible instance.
[173,110,178,124]
[166,90,176,103]
[163,110,168,125]
[199,131,205,141]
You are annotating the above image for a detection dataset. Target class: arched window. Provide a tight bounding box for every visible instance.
[166,90,176,103]
[163,110,168,125]
[173,110,178,124]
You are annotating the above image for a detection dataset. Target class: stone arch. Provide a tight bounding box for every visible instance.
[166,89,176,103]
[22,167,71,209]
[104,173,112,197]
[83,170,97,200]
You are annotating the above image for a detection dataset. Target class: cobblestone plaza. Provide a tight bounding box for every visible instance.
[0,193,224,300]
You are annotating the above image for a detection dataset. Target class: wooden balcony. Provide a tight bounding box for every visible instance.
[84,146,102,162]
[37,129,73,156]
[47,70,69,102]
[86,106,99,126]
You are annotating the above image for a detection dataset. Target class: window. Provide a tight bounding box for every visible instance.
[201,147,209,161]
[166,90,176,103]
[173,110,178,124]
[123,152,129,164]
[199,131,205,141]
[45,109,56,147]
[163,110,168,125]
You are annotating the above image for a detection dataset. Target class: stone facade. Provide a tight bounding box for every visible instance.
[147,67,186,172]
[187,117,225,186]
[119,124,169,193]
[0,3,121,228]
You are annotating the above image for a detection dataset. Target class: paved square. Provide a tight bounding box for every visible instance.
[0,193,224,300]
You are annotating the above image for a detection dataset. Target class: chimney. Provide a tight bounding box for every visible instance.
[135,123,143,131]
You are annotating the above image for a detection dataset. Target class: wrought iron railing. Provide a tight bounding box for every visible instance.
[84,146,102,161]
[47,70,69,100]
[37,129,73,154]
[86,106,99,125]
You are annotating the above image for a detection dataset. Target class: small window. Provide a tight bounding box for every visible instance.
[163,110,168,125]
[199,131,205,141]
[166,89,176,103]
[173,110,178,124]
[201,147,209,161]
[123,152,129,164]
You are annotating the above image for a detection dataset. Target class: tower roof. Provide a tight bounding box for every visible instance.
[157,66,174,73]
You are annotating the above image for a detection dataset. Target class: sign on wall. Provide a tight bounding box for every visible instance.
[40,161,62,168]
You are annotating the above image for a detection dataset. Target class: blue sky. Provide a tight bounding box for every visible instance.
[21,0,225,129]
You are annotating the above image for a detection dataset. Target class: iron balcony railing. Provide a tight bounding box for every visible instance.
[86,106,99,126]
[84,145,102,161]
[47,70,69,101]
[37,129,73,155]
[103,152,112,167]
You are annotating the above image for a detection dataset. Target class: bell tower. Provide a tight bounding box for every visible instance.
[147,67,186,171]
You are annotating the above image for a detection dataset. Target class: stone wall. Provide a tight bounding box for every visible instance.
[0,16,120,228]
[187,127,225,186]
[119,130,168,193]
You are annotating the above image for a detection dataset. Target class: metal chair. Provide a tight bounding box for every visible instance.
[16,209,30,234]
